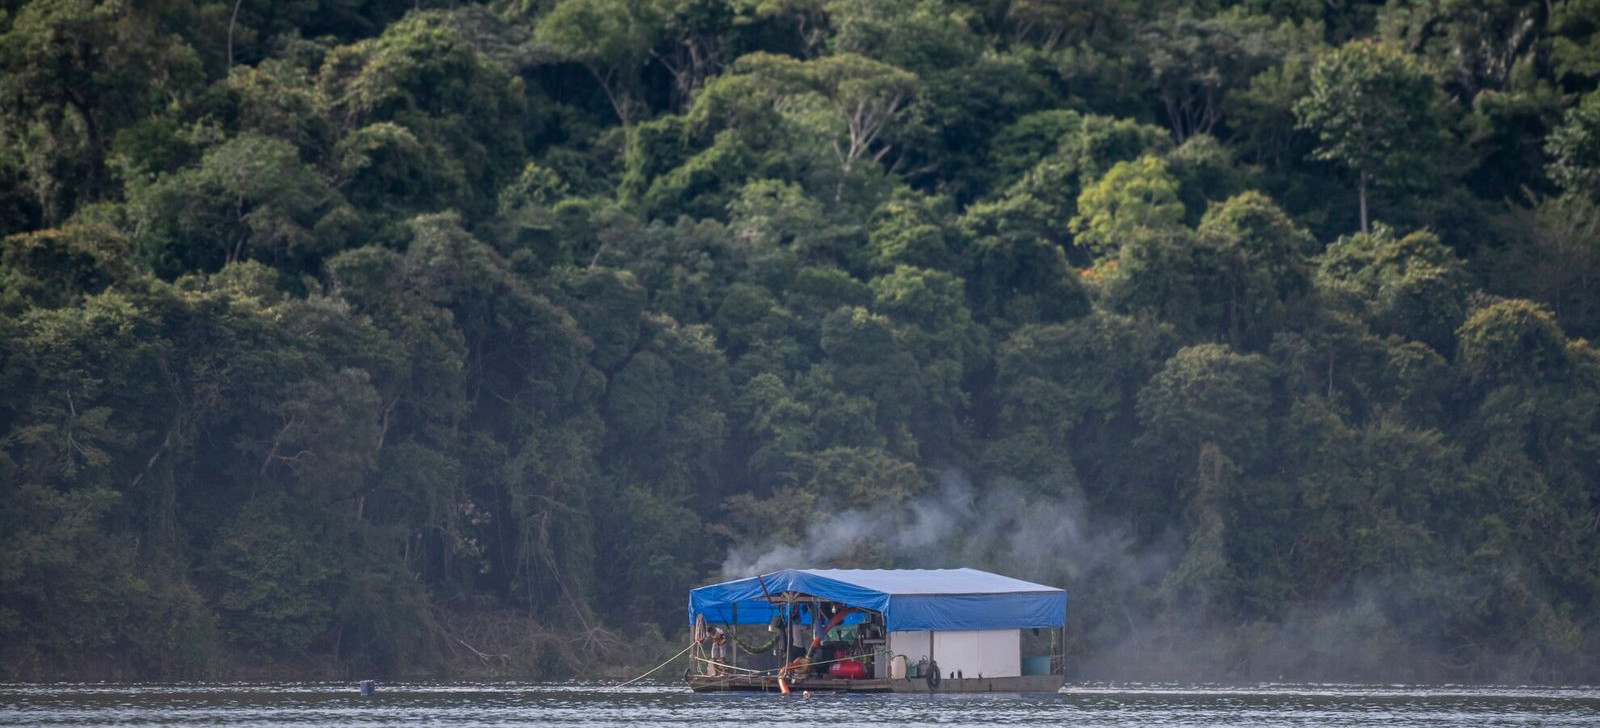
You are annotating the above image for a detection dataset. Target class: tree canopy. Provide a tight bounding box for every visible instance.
[2,0,1600,685]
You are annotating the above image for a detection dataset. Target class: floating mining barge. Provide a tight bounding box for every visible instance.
[685,568,1066,693]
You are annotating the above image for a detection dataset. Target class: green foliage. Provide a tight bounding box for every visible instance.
[1550,0,1600,82]
[0,0,202,223]
[727,179,829,259]
[1316,224,1468,351]
[988,311,1175,498]
[133,133,349,276]
[1166,134,1255,223]
[1192,191,1313,345]
[1457,299,1570,388]
[1005,0,1140,52]
[1071,155,1186,260]
[1137,343,1275,466]
[4,0,1600,685]
[987,110,1087,190]
[221,58,333,157]
[1485,194,1600,340]
[1294,39,1448,231]
[1548,91,1600,202]
[1137,9,1286,141]
[0,221,137,310]
[210,499,338,652]
[801,446,925,508]
[962,194,1092,326]
[320,12,527,217]
[865,189,958,271]
[998,113,1172,236]
[535,0,661,124]
[729,51,918,186]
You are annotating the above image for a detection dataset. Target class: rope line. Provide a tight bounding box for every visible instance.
[616,642,697,688]
[690,649,890,679]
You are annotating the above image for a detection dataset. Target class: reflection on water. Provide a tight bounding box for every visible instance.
[2,681,1597,727]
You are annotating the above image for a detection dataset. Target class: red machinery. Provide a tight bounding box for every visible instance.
[828,660,867,679]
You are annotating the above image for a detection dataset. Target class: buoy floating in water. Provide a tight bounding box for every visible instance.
[359,680,376,697]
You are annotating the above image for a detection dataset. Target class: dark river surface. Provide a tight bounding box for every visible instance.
[3,682,1598,727]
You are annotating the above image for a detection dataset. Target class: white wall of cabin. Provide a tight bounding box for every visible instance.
[888,630,932,664]
[888,629,1021,678]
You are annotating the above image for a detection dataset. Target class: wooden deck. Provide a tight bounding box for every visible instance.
[686,673,1064,694]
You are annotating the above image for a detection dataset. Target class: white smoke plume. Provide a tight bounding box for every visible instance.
[720,469,1161,588]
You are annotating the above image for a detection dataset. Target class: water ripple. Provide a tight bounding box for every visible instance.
[2,682,1597,727]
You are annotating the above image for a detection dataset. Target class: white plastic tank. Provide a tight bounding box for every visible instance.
[890,654,908,679]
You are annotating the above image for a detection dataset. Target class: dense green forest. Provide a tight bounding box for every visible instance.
[3,0,1600,684]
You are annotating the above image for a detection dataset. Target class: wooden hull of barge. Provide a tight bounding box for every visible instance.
[686,674,1064,694]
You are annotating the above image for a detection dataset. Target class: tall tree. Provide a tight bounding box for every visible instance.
[534,0,661,125]
[1138,9,1284,142]
[730,52,917,192]
[1294,40,1447,233]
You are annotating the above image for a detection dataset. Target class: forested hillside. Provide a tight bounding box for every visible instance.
[3,0,1600,683]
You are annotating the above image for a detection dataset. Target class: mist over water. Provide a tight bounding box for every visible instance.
[3,682,1597,727]
[715,470,1556,684]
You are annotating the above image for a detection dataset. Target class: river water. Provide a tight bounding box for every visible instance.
[3,681,1598,727]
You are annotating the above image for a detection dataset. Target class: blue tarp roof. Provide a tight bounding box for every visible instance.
[689,568,1066,632]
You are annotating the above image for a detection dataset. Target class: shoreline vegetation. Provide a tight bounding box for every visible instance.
[2,608,676,683]
[4,0,1600,686]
